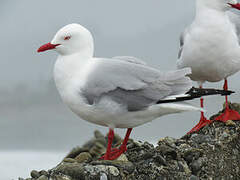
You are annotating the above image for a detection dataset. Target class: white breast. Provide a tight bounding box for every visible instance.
[178,11,240,82]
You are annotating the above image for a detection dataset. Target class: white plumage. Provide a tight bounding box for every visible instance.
[177,1,240,82]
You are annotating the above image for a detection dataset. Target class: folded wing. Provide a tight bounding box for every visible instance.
[80,58,192,111]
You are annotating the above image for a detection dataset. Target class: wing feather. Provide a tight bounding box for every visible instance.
[80,58,192,111]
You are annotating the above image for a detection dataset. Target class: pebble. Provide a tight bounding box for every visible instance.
[116,154,128,162]
[75,152,92,163]
[63,158,76,163]
[183,149,203,163]
[220,131,229,140]
[108,166,120,176]
[226,120,236,126]
[39,170,48,176]
[94,130,105,139]
[164,136,177,148]
[140,151,154,160]
[100,173,108,180]
[30,170,40,178]
[191,134,211,144]
[179,161,191,174]
[65,147,88,159]
[189,175,199,180]
[157,144,177,160]
[191,158,203,175]
[154,155,167,166]
[37,175,48,180]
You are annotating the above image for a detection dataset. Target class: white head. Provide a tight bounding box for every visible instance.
[38,24,94,57]
[196,0,240,11]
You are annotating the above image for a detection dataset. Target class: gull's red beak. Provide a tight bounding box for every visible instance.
[228,3,240,10]
[37,43,60,53]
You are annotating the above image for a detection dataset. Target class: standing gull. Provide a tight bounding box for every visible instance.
[177,0,240,134]
[38,24,232,160]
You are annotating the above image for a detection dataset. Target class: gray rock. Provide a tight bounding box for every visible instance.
[191,158,203,175]
[63,158,76,163]
[30,170,40,178]
[154,154,167,166]
[189,175,199,180]
[39,170,48,176]
[191,134,212,144]
[37,175,48,180]
[75,152,92,163]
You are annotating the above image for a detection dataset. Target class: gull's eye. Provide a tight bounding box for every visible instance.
[64,36,71,40]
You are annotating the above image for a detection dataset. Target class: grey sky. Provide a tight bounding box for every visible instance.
[1,0,240,151]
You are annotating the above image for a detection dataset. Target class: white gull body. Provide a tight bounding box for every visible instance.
[177,0,240,83]
[47,24,202,129]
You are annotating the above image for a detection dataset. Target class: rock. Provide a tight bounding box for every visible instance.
[19,103,240,180]
[39,170,48,176]
[63,158,76,163]
[37,175,48,180]
[100,173,108,180]
[65,147,89,159]
[157,144,177,160]
[116,153,128,162]
[94,130,105,139]
[75,152,92,163]
[30,170,40,178]
[189,175,199,180]
[226,120,236,126]
[178,161,191,174]
[183,148,203,163]
[191,158,203,175]
[191,134,212,144]
[154,154,167,166]
[159,136,176,148]
[89,142,106,158]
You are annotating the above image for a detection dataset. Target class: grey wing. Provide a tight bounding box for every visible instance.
[227,11,240,42]
[80,59,192,111]
[113,56,147,65]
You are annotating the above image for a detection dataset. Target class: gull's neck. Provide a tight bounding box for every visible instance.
[54,51,93,96]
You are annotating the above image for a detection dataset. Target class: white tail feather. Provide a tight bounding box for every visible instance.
[157,103,205,115]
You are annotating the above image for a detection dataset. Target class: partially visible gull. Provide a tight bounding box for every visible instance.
[177,0,240,133]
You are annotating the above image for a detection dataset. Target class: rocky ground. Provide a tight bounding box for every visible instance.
[20,103,240,180]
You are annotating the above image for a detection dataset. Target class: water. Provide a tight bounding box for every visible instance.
[0,151,66,180]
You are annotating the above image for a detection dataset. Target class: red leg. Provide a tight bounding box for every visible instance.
[102,128,114,160]
[100,128,133,160]
[187,85,211,134]
[214,79,240,122]
[118,128,132,153]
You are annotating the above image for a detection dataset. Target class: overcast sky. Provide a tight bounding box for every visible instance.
[1,0,240,151]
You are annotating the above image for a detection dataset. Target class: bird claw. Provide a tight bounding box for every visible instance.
[99,147,126,160]
[214,109,240,123]
[187,116,211,134]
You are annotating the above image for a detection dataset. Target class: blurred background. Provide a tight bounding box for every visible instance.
[1,0,240,179]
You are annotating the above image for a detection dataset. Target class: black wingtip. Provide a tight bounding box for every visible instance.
[223,90,235,96]
[157,87,235,104]
[186,87,235,97]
